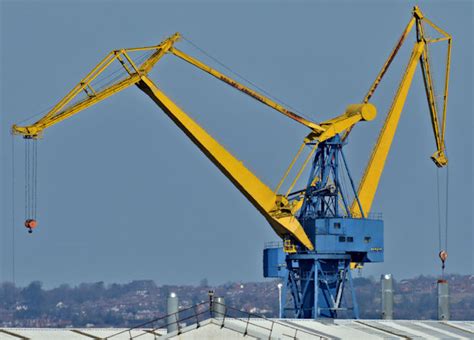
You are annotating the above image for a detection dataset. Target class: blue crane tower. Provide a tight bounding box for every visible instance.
[264,5,451,319]
[264,135,383,318]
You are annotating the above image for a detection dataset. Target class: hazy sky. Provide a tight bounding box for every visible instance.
[1,0,472,288]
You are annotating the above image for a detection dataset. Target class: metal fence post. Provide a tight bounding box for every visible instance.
[268,321,274,340]
[244,314,250,336]
[193,305,201,328]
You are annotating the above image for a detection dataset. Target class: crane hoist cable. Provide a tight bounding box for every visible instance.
[421,20,450,275]
[419,14,451,274]
[437,165,449,276]
[14,50,157,235]
[11,134,16,283]
[24,137,38,233]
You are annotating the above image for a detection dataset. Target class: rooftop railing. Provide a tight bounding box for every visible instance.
[107,299,329,339]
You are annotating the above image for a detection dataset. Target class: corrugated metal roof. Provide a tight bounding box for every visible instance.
[1,319,473,339]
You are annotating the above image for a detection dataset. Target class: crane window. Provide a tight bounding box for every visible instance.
[347,237,354,242]
[364,236,372,243]
[334,222,341,229]
[339,236,346,242]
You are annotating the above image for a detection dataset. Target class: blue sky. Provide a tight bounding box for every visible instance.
[1,0,472,287]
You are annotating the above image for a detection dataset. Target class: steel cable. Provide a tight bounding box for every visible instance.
[33,141,38,219]
[437,169,442,251]
[24,139,28,219]
[445,164,449,252]
[11,134,16,284]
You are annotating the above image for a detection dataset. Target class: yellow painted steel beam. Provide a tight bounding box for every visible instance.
[11,31,315,250]
[12,33,181,138]
[284,142,319,197]
[350,6,450,217]
[11,9,448,253]
[12,75,141,137]
[274,142,306,194]
[342,16,415,142]
[351,41,425,217]
[441,38,451,145]
[416,14,450,167]
[138,33,181,73]
[274,103,376,199]
[364,18,416,104]
[307,104,377,143]
[136,75,314,250]
[169,47,324,132]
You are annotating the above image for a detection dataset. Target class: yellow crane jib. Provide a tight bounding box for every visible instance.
[11,32,318,250]
[12,32,182,139]
[12,5,447,251]
[350,6,451,218]
[11,29,379,250]
[168,47,325,133]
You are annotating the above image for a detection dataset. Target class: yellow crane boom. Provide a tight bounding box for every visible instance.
[11,6,449,248]
[12,32,377,250]
[136,75,312,248]
[350,6,451,217]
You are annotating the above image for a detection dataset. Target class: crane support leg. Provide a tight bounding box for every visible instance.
[281,254,358,318]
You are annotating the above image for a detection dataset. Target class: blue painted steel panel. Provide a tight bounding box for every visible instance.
[301,218,384,263]
[263,247,286,278]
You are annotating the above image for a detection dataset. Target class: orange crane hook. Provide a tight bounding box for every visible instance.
[24,219,37,234]
[439,250,448,270]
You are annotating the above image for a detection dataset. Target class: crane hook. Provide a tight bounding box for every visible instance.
[24,219,37,234]
[439,250,448,270]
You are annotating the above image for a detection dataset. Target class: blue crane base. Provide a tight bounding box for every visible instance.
[264,136,384,319]
[286,254,355,318]
[264,217,384,319]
